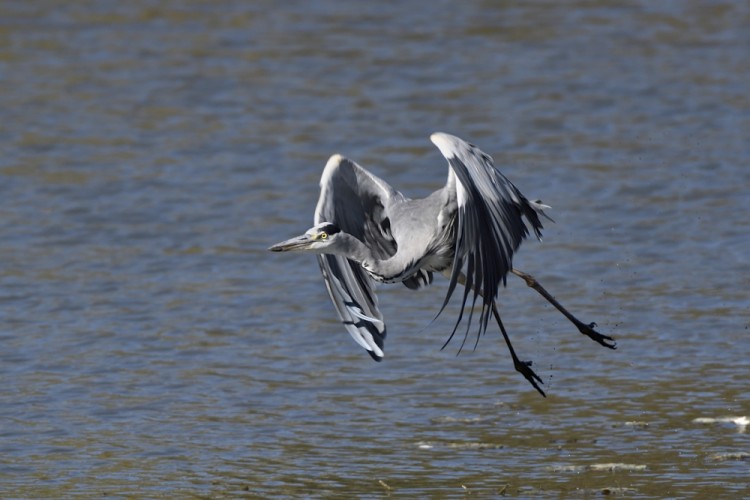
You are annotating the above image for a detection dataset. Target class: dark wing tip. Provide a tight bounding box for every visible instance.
[367,350,384,362]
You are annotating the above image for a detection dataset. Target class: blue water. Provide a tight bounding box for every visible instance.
[1,1,748,497]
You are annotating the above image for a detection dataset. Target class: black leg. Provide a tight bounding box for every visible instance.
[491,302,546,398]
[511,269,616,349]
[446,270,547,396]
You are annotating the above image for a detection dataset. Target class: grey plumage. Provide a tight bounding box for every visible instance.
[270,133,615,396]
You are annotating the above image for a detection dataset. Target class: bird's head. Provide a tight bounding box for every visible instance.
[268,222,342,253]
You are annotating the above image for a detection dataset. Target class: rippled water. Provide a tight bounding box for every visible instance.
[1,1,749,497]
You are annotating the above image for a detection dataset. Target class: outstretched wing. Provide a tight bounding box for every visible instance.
[430,132,550,349]
[314,154,404,361]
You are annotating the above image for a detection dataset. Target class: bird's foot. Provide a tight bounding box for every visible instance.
[514,358,546,398]
[577,321,617,349]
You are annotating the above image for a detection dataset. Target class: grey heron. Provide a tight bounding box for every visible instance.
[270,132,615,396]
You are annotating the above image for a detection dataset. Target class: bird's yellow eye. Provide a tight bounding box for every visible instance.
[319,232,328,240]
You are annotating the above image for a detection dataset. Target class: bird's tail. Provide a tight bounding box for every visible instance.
[523,199,554,240]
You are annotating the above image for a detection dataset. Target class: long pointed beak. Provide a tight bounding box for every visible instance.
[268,234,313,252]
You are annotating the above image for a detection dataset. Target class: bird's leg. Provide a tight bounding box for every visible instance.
[510,269,616,349]
[448,271,546,397]
[491,303,545,397]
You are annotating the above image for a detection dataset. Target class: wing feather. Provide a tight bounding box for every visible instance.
[430,132,550,349]
[314,154,403,360]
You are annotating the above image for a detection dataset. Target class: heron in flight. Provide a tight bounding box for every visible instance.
[270,132,615,396]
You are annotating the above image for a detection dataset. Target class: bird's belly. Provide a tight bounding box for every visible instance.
[363,260,423,284]
[365,271,402,284]
[363,262,418,284]
[363,254,451,285]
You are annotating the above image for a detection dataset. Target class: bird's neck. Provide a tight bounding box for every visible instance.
[336,234,412,283]
[333,233,376,265]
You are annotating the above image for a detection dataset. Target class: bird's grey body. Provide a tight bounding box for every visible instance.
[270,133,615,396]
[361,192,454,283]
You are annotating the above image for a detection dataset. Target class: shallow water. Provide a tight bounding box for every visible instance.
[1,1,749,497]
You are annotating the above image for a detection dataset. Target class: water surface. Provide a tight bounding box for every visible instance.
[1,1,748,497]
